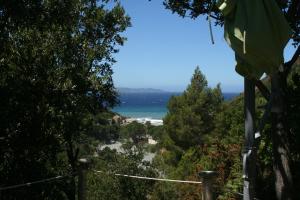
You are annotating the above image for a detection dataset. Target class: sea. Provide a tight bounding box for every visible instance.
[112,92,239,120]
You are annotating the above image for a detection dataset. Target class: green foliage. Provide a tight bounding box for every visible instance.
[85,112,120,143]
[87,148,157,200]
[161,2,299,198]
[146,124,164,140]
[286,61,300,198]
[163,0,299,45]
[0,0,298,199]
[149,182,179,200]
[152,61,300,199]
[164,66,223,149]
[120,121,147,144]
[0,0,130,199]
[151,97,244,199]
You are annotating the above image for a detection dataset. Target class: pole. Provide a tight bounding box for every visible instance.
[198,171,218,200]
[243,78,256,200]
[78,158,90,200]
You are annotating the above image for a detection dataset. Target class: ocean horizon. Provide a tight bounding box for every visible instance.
[112,92,239,120]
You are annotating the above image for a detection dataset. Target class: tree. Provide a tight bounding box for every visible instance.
[163,1,300,199]
[0,0,130,199]
[164,66,223,149]
[87,146,157,200]
[120,121,147,144]
[86,112,120,143]
[150,61,300,200]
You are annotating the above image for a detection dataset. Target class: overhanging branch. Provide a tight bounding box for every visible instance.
[253,79,270,101]
[287,0,300,24]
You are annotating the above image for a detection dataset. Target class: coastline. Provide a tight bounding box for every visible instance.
[112,92,239,127]
[124,117,163,126]
[112,106,167,120]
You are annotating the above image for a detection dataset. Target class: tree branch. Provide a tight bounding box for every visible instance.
[254,79,271,101]
[287,0,300,23]
[209,14,221,20]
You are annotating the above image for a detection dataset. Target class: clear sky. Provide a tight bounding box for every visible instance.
[112,0,296,93]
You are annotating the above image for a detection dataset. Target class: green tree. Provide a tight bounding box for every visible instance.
[0,1,130,199]
[120,121,147,144]
[164,66,223,149]
[87,147,157,200]
[86,112,120,143]
[163,1,300,199]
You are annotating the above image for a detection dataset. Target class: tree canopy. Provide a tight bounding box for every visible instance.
[163,0,299,45]
[0,0,130,199]
[164,66,223,149]
[163,1,300,199]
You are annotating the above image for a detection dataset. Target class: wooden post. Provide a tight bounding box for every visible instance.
[243,78,256,200]
[198,171,218,200]
[78,158,90,200]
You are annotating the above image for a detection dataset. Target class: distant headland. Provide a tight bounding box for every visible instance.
[117,87,171,94]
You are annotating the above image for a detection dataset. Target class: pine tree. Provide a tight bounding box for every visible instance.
[164,66,223,149]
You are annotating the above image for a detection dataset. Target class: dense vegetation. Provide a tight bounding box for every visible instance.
[150,64,300,200]
[87,63,300,199]
[1,0,299,200]
[0,0,130,199]
[163,1,300,199]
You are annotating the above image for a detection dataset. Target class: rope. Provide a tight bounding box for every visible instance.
[208,0,216,44]
[93,170,202,184]
[0,174,75,191]
[208,14,215,45]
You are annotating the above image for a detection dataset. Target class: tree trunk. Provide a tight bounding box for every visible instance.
[271,73,293,200]
[66,141,78,200]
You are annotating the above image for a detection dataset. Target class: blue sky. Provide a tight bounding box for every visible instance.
[112,0,296,93]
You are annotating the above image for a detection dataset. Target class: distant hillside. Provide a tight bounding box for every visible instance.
[117,87,239,100]
[117,87,168,94]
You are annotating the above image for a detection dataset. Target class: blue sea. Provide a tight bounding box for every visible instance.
[112,92,239,120]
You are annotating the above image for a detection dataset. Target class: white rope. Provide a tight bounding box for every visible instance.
[0,174,75,191]
[208,0,216,45]
[208,14,215,45]
[93,170,202,184]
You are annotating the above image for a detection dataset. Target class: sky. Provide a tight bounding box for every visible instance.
[112,0,296,93]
